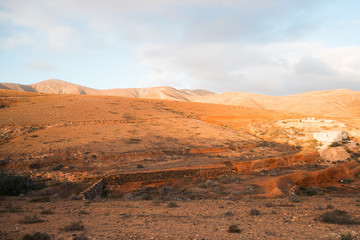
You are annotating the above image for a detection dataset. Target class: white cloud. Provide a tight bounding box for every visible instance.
[47,26,81,50]
[0,32,32,49]
[138,42,360,94]
[26,60,55,71]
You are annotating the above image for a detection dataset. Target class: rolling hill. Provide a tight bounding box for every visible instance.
[1,79,359,117]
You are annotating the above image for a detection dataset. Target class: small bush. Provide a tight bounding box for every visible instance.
[265,202,274,208]
[40,209,54,215]
[2,202,22,212]
[326,204,335,209]
[228,224,241,233]
[29,163,41,169]
[167,202,178,208]
[158,186,173,196]
[29,196,50,203]
[0,171,42,196]
[22,232,51,240]
[340,232,357,240]
[198,181,207,188]
[61,221,85,231]
[141,193,152,200]
[340,179,354,184]
[289,195,301,203]
[330,142,341,147]
[136,164,144,169]
[318,210,359,225]
[20,215,44,224]
[303,188,318,196]
[51,164,64,171]
[72,235,89,240]
[224,210,234,216]
[250,209,260,216]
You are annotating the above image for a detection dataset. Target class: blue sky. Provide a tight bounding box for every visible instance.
[1,0,360,95]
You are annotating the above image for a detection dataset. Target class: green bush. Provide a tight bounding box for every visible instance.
[0,171,42,196]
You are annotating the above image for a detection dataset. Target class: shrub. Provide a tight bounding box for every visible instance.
[300,186,318,196]
[29,163,41,169]
[141,193,152,200]
[0,171,42,196]
[224,210,234,216]
[265,202,274,208]
[228,224,241,233]
[250,209,260,216]
[326,204,335,209]
[167,202,178,208]
[317,210,359,225]
[29,196,50,203]
[22,232,51,240]
[72,235,89,240]
[340,232,357,240]
[136,164,144,169]
[198,181,207,188]
[20,215,44,224]
[289,195,301,203]
[330,142,341,147]
[2,202,22,212]
[61,221,85,231]
[158,186,173,196]
[40,209,54,215]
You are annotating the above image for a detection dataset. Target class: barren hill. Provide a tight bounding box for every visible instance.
[29,79,215,101]
[2,79,359,117]
[198,89,360,117]
[0,83,36,92]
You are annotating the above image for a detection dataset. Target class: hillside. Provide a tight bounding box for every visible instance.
[1,79,359,118]
[198,89,360,117]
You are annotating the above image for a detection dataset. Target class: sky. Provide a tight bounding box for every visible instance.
[1,0,360,95]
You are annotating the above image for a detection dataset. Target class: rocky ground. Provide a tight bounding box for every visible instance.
[1,193,360,240]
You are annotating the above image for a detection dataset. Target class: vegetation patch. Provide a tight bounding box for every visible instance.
[250,209,261,216]
[0,171,43,196]
[61,221,85,231]
[19,215,44,224]
[167,202,178,208]
[228,224,241,233]
[317,210,359,225]
[22,232,51,240]
[298,186,319,196]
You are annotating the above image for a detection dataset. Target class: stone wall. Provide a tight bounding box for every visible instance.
[78,179,104,200]
[103,165,232,185]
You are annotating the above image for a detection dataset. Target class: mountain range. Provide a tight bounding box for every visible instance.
[1,79,359,117]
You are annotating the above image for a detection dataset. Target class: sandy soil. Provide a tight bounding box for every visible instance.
[1,195,360,240]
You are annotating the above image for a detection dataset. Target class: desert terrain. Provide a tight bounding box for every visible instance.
[1,83,360,240]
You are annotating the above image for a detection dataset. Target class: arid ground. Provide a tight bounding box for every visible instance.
[1,88,360,240]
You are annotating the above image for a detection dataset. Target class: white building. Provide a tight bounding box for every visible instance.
[313,131,348,145]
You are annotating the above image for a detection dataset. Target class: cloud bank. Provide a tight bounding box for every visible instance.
[1,0,360,94]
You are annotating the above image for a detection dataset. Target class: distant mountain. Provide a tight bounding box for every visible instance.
[0,83,36,92]
[199,89,360,117]
[1,79,215,102]
[1,79,359,117]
